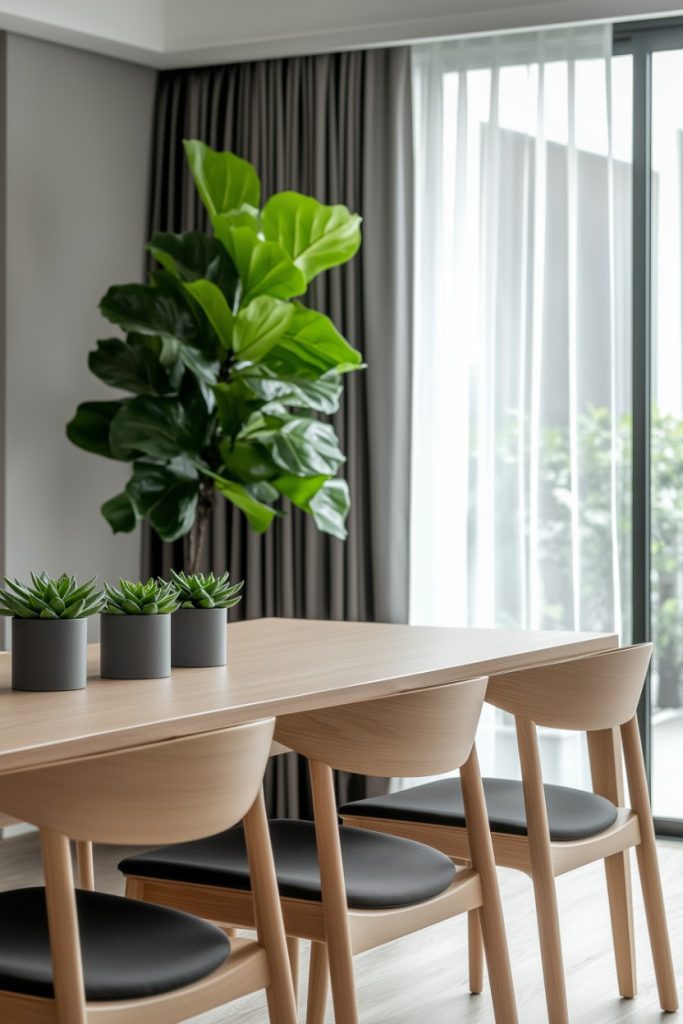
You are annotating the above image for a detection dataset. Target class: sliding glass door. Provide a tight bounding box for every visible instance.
[411,19,683,832]
[616,22,683,829]
[650,45,683,824]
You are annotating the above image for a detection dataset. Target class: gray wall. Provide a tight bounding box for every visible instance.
[1,34,156,643]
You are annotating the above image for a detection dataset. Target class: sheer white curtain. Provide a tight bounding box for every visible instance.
[410,26,632,785]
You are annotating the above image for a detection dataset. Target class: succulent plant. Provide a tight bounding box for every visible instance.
[0,573,104,619]
[103,578,179,616]
[170,569,244,611]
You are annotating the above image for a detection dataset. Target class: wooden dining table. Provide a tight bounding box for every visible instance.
[0,618,618,775]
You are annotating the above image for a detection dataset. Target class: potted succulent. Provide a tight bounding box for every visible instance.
[101,579,179,679]
[0,573,104,691]
[170,569,244,667]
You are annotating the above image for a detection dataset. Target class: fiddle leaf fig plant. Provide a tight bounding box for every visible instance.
[67,140,364,572]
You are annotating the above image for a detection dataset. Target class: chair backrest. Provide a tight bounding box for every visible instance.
[274,678,487,777]
[0,718,275,845]
[486,644,652,731]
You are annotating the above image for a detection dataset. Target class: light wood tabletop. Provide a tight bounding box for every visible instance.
[0,618,617,775]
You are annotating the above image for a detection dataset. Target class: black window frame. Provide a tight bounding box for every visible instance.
[614,17,683,839]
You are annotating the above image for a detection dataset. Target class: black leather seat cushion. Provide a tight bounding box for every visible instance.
[0,887,230,1001]
[119,818,456,910]
[339,778,618,842]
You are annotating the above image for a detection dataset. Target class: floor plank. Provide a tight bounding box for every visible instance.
[0,833,680,1022]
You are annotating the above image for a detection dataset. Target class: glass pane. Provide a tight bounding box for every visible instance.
[411,50,633,790]
[650,50,683,819]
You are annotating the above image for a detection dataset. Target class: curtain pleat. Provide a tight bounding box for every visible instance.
[143,48,414,815]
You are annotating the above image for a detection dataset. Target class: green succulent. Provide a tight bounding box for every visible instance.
[0,573,104,620]
[103,578,179,616]
[170,569,244,610]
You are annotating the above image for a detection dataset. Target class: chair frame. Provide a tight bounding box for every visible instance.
[0,722,298,1024]
[341,644,679,1024]
[122,678,519,1024]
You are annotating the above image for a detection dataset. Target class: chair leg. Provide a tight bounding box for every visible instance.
[621,716,678,1012]
[529,855,569,1024]
[306,942,330,1024]
[287,936,300,1005]
[468,910,484,994]
[125,877,145,901]
[603,851,637,998]
[587,728,636,998]
[516,718,569,1024]
[75,841,94,891]
[460,747,518,1023]
[41,829,87,1024]
[310,760,359,1024]
[243,790,298,1024]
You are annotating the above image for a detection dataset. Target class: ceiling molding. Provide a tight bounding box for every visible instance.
[0,16,160,66]
[0,0,680,69]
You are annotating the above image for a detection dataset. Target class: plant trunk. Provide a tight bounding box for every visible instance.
[183,488,214,575]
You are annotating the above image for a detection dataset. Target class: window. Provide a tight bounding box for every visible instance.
[613,24,683,826]
[412,21,683,829]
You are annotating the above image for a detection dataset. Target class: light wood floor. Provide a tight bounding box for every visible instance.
[1,832,680,1022]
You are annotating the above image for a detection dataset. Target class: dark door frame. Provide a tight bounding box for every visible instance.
[614,17,683,838]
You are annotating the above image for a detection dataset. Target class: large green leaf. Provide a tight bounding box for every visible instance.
[126,460,199,542]
[109,396,206,461]
[218,440,277,483]
[183,279,234,350]
[238,364,342,414]
[148,269,226,361]
[176,344,219,388]
[88,337,179,397]
[262,192,361,282]
[145,326,218,402]
[268,303,362,376]
[213,476,276,532]
[183,140,260,217]
[214,379,257,440]
[148,231,238,301]
[245,481,280,504]
[66,401,124,459]
[233,296,294,361]
[309,479,350,540]
[271,418,345,476]
[245,414,345,477]
[100,282,198,346]
[273,473,328,507]
[101,492,139,533]
[213,222,306,303]
[274,472,350,539]
[211,207,261,235]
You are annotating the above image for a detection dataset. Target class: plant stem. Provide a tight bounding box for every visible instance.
[183,486,214,575]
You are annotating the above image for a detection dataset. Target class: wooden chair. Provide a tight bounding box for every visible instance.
[0,719,298,1024]
[119,678,518,1024]
[339,644,678,1023]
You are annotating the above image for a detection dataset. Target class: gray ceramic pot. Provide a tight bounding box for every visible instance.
[171,607,227,667]
[11,617,87,691]
[100,614,171,679]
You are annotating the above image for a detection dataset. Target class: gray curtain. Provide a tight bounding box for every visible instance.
[144,48,413,815]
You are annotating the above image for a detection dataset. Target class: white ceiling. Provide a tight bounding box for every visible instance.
[0,0,681,68]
